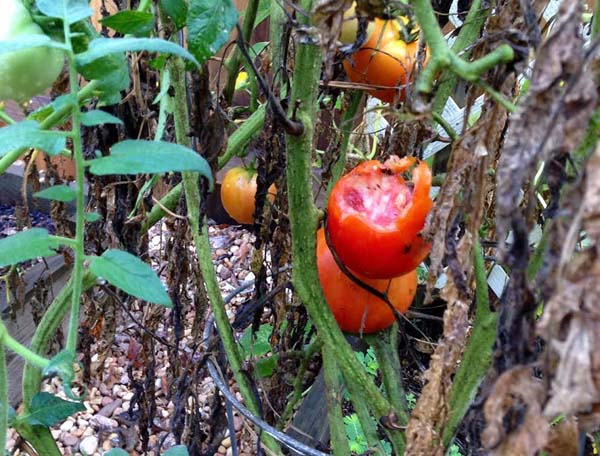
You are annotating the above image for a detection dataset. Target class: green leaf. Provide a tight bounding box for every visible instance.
[101,11,155,35]
[240,324,273,358]
[76,38,199,68]
[159,0,188,29]
[33,185,77,203]
[256,355,278,378]
[36,0,93,24]
[0,121,66,157]
[42,350,77,396]
[86,140,214,190]
[81,110,124,127]
[21,392,85,427]
[187,0,238,65]
[0,36,66,55]
[163,445,189,456]
[104,450,130,456]
[89,249,172,307]
[84,212,102,223]
[0,229,60,268]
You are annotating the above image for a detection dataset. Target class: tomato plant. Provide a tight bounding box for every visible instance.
[343,18,425,103]
[327,156,432,279]
[316,228,417,333]
[220,166,276,224]
[0,0,64,102]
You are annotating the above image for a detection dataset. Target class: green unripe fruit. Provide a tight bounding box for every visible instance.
[0,0,64,102]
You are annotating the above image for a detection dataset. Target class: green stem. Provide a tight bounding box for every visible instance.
[366,327,409,425]
[0,322,49,370]
[442,238,496,448]
[269,0,287,89]
[432,0,486,114]
[285,0,402,449]
[343,368,387,456]
[432,111,458,141]
[411,0,513,98]
[278,337,323,428]
[0,345,7,454]
[593,0,600,37]
[322,345,351,456]
[527,221,552,282]
[168,56,280,453]
[218,104,266,169]
[0,81,98,175]
[21,272,96,410]
[325,91,363,200]
[62,18,85,357]
[224,0,260,103]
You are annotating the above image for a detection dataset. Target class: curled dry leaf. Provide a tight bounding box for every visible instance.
[424,100,507,297]
[543,418,579,456]
[496,0,596,256]
[405,273,471,456]
[537,144,600,426]
[482,366,547,456]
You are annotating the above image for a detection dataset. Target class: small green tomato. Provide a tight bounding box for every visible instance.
[0,0,64,102]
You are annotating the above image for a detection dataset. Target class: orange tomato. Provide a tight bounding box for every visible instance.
[316,228,417,333]
[220,167,276,224]
[343,19,427,103]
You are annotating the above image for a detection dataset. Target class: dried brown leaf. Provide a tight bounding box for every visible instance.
[405,272,471,456]
[496,0,596,254]
[482,367,548,456]
[543,418,579,456]
[537,144,600,422]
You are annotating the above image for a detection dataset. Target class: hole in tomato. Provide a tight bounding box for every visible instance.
[341,173,413,228]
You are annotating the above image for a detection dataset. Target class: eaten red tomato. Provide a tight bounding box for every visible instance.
[317,228,417,334]
[326,156,432,279]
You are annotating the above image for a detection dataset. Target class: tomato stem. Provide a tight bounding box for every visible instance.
[285,0,406,452]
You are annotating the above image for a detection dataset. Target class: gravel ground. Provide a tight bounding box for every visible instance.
[6,221,261,456]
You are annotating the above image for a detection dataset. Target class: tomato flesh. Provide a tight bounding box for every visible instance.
[316,228,417,334]
[327,158,432,279]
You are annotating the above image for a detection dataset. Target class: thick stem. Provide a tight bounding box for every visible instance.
[285,0,401,444]
[322,345,351,456]
[366,328,409,425]
[168,57,280,453]
[63,18,85,357]
[411,0,513,98]
[442,238,496,447]
[0,322,49,370]
[431,0,485,114]
[0,346,6,453]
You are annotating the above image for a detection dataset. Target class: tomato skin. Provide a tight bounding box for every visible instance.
[339,3,375,45]
[0,0,64,102]
[220,167,276,224]
[317,228,417,334]
[343,19,425,103]
[327,157,432,279]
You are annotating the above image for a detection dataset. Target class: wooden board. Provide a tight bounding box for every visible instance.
[0,256,71,406]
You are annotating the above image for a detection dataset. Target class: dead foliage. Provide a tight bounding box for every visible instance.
[496,0,597,257]
[537,144,600,429]
[405,236,472,456]
[481,367,548,456]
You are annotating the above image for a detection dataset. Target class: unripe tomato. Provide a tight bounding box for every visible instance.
[327,156,432,279]
[316,228,417,334]
[343,18,426,103]
[0,0,64,102]
[220,167,277,224]
[339,3,375,45]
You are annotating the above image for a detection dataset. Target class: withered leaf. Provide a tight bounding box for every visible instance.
[482,366,548,456]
